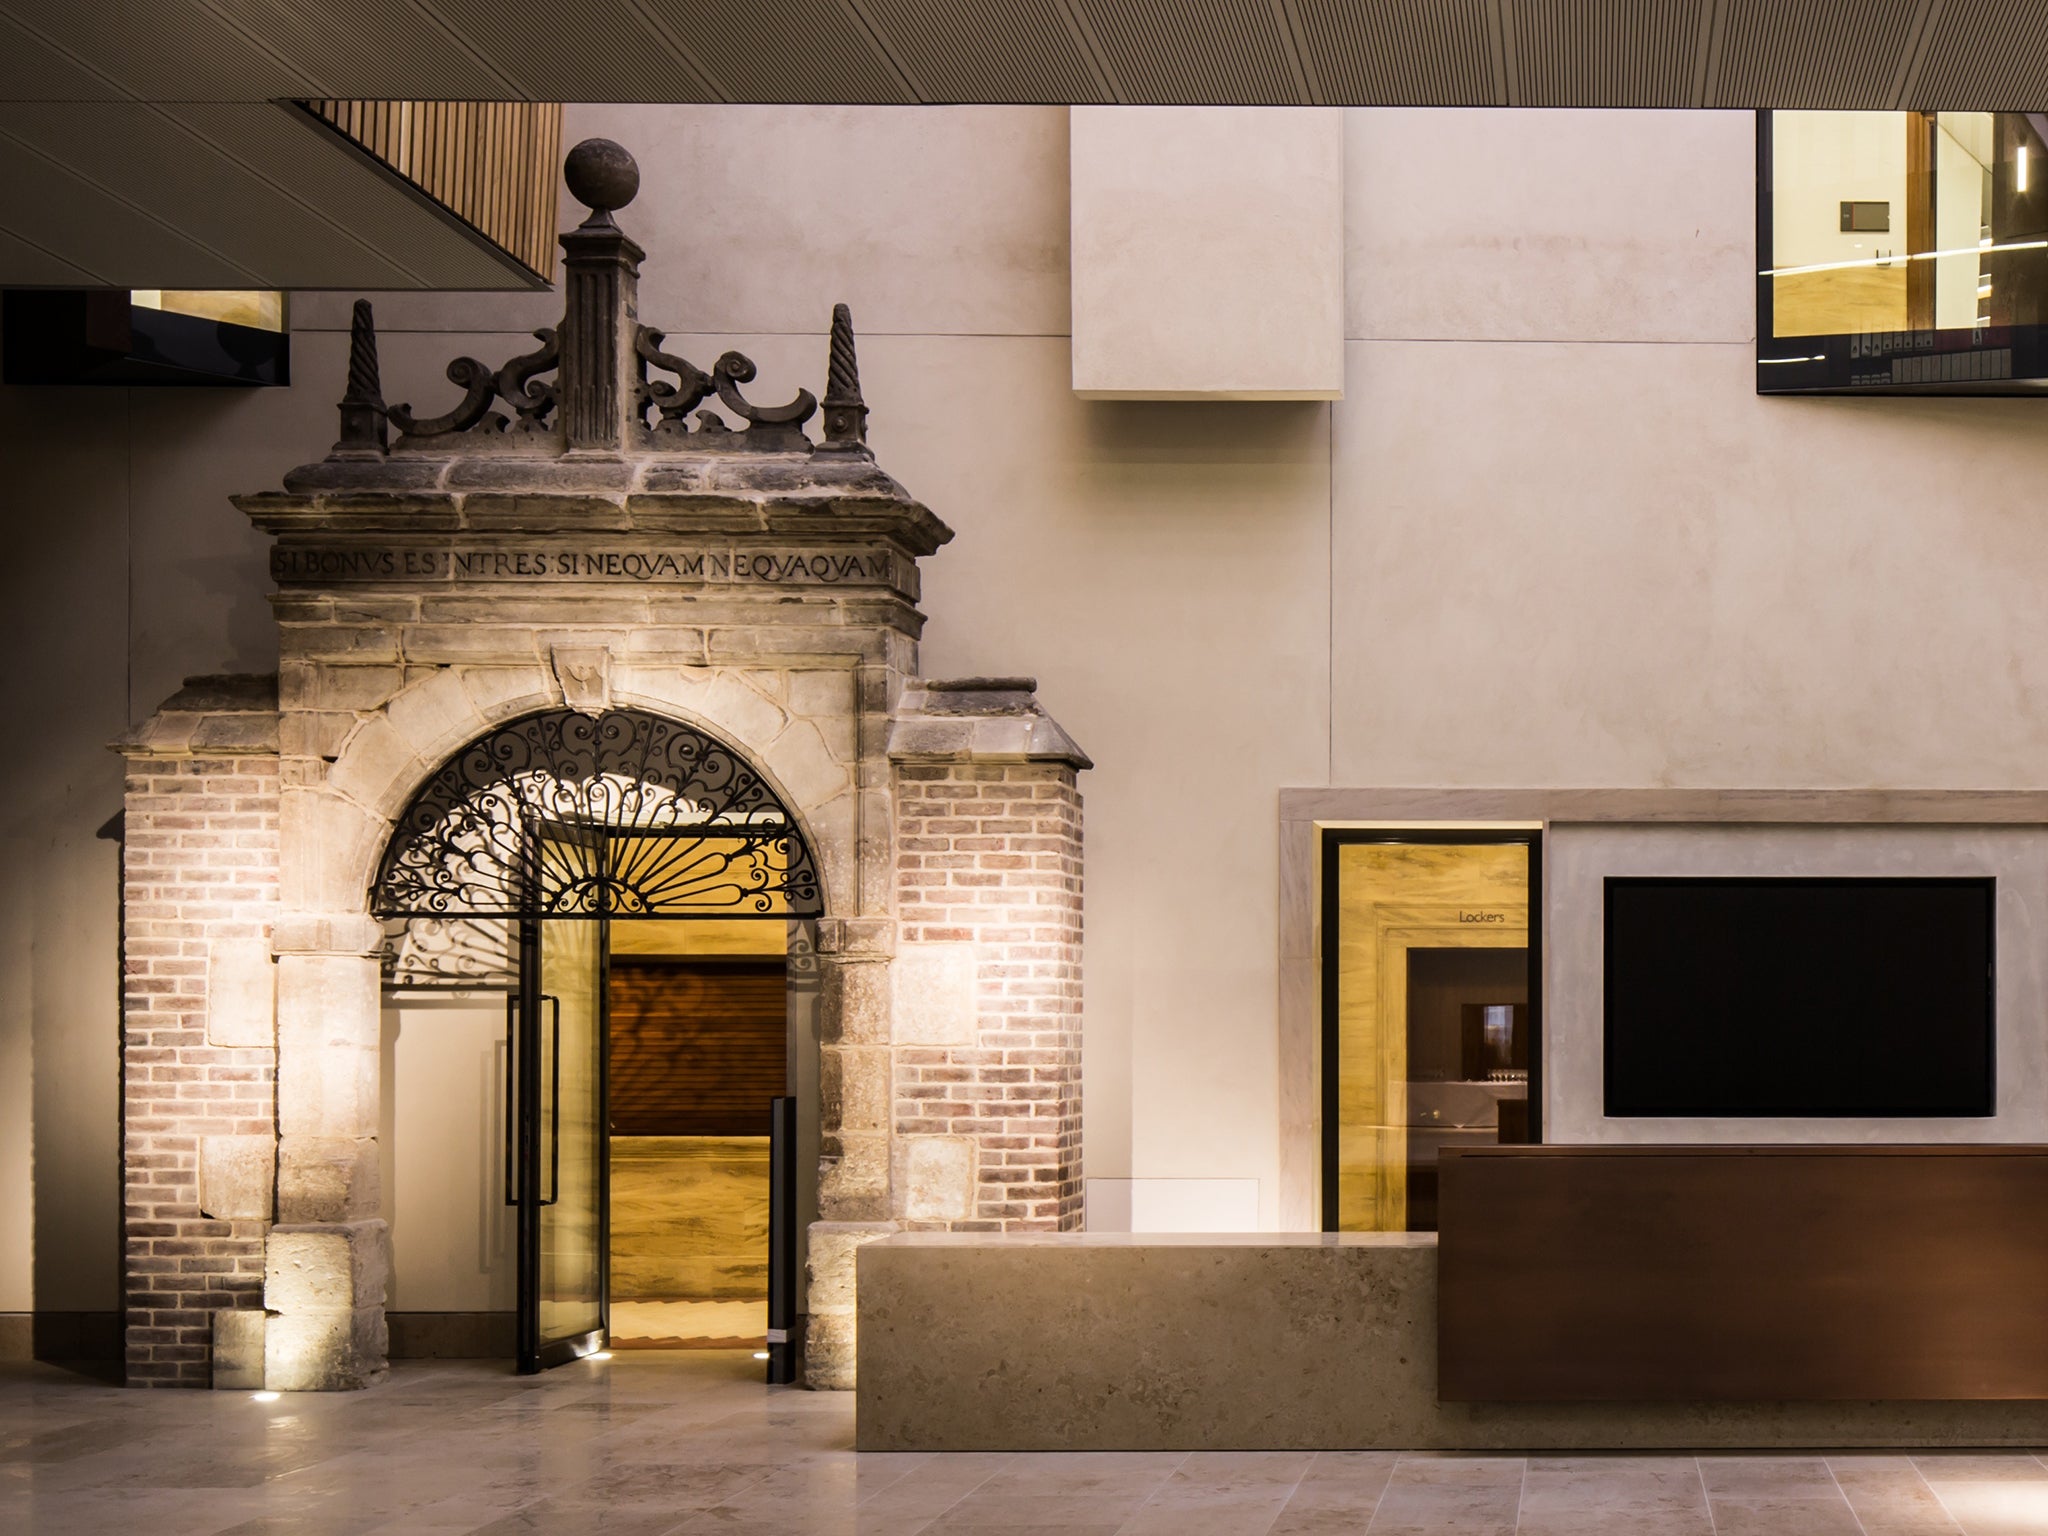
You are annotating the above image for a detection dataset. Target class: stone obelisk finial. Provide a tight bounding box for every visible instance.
[558,138,644,454]
[332,299,387,456]
[817,303,871,457]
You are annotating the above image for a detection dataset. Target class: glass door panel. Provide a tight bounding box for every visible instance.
[515,822,608,1372]
[1321,830,1540,1233]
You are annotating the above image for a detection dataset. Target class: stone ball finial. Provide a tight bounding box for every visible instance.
[564,138,639,216]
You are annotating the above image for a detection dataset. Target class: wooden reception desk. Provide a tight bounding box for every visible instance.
[1438,1145,2048,1402]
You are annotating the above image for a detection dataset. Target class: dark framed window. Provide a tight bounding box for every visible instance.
[1758,110,2048,395]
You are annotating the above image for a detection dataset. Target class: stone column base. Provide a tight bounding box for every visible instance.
[263,1220,389,1390]
[805,1219,899,1389]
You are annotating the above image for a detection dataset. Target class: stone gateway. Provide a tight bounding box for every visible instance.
[113,139,1088,1391]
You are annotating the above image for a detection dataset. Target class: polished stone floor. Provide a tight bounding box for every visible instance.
[7,1352,2048,1534]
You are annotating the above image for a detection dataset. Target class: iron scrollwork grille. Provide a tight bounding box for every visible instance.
[374,709,822,984]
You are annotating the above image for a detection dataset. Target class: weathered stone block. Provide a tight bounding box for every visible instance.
[769,718,854,811]
[199,1134,276,1221]
[805,1310,859,1391]
[816,916,896,959]
[698,672,789,758]
[263,1306,388,1391]
[787,668,853,718]
[271,912,384,956]
[212,1309,267,1390]
[550,644,614,714]
[382,666,482,761]
[818,1132,891,1221]
[460,664,558,722]
[894,1136,976,1223]
[279,788,385,913]
[805,1220,898,1391]
[325,715,423,815]
[265,1221,388,1312]
[824,1045,890,1133]
[207,936,276,1048]
[276,954,379,1140]
[891,943,978,1046]
[821,957,891,1044]
[277,1136,380,1223]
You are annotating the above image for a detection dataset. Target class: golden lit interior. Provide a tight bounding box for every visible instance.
[131,290,287,333]
[606,915,786,1349]
[1770,110,2045,339]
[1332,840,1529,1232]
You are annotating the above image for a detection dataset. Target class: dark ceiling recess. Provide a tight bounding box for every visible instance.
[0,0,2033,289]
[1,291,288,387]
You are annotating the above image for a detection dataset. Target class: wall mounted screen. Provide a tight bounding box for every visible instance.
[1604,877,1993,1117]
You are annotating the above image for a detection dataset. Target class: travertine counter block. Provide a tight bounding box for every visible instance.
[856,1233,2048,1450]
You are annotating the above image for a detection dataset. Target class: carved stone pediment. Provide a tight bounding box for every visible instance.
[245,138,951,570]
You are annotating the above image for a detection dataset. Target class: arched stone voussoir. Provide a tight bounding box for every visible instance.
[803,790,860,920]
[281,786,390,917]
[324,715,427,820]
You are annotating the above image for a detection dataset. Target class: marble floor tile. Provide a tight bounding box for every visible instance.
[14,1357,2048,1536]
[1697,1456,1842,1496]
[1363,1457,1524,1536]
[1923,1480,2048,1536]
[1706,1492,1866,1536]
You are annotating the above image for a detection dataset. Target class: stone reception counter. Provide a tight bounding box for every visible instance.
[854,1231,2048,1451]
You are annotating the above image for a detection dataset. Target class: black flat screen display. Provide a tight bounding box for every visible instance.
[1604,877,1994,1117]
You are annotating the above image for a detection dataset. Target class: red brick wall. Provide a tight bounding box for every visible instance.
[120,754,280,1385]
[894,763,1083,1231]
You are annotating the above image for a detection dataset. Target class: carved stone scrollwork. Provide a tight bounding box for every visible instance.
[713,351,817,450]
[636,324,818,451]
[387,327,560,444]
[493,328,560,433]
[635,325,715,436]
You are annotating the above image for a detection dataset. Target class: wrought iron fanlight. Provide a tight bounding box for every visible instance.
[372,708,822,923]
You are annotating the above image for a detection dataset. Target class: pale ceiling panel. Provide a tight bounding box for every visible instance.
[1295,0,1500,105]
[0,103,420,290]
[1508,0,1709,105]
[636,0,913,103]
[0,126,259,285]
[855,0,1110,103]
[176,103,542,289]
[1911,0,2048,111]
[0,0,321,101]
[1070,0,1306,102]
[415,0,718,101]
[1712,0,1924,109]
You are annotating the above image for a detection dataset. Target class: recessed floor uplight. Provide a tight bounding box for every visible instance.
[252,1391,281,1403]
[590,1351,613,1362]
[753,1351,771,1361]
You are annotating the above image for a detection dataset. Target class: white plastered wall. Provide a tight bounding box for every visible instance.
[12,106,2048,1294]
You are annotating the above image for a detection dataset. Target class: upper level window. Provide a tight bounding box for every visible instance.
[1758,110,2048,394]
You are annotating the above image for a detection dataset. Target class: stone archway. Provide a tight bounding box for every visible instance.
[114,137,1090,1393]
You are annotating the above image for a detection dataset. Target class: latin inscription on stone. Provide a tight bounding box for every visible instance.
[271,545,901,587]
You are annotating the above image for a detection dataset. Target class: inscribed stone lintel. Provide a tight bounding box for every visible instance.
[269,542,916,595]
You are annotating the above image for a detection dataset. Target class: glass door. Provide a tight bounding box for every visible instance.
[514,825,608,1372]
[1320,828,1540,1233]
